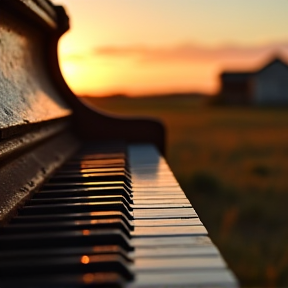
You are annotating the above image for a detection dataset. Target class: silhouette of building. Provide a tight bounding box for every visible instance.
[219,57,288,105]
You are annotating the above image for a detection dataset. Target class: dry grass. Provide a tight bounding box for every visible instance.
[83,96,288,287]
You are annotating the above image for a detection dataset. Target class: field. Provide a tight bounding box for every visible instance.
[83,95,288,287]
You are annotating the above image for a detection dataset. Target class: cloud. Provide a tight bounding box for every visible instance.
[94,42,288,65]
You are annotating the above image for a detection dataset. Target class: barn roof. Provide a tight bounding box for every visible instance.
[220,56,288,81]
[257,57,288,73]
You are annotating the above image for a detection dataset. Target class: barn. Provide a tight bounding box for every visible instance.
[219,58,288,105]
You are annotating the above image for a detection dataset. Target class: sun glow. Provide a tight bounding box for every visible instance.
[55,0,288,97]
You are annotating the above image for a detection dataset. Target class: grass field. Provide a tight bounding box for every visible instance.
[83,95,288,287]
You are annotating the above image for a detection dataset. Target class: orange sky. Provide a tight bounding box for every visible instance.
[55,0,288,96]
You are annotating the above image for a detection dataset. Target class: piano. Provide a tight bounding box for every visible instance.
[0,0,239,287]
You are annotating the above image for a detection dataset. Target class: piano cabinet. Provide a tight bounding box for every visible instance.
[0,1,239,287]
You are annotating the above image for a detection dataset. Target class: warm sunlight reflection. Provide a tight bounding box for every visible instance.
[81,255,90,264]
[82,273,94,284]
[82,229,90,236]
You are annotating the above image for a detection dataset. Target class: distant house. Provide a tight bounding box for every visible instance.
[219,58,288,105]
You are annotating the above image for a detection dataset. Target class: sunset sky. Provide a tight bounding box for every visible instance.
[54,0,288,96]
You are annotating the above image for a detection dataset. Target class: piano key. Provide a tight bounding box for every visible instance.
[49,172,131,183]
[132,226,207,237]
[131,236,215,248]
[0,229,133,251]
[34,186,132,202]
[133,208,198,219]
[56,167,130,175]
[132,183,181,188]
[0,272,127,288]
[42,181,132,191]
[48,174,132,188]
[131,174,176,180]
[19,202,133,219]
[2,219,131,238]
[133,218,202,227]
[131,171,174,177]
[133,256,227,271]
[0,245,132,261]
[127,270,238,288]
[12,211,133,229]
[27,195,133,206]
[132,187,184,192]
[64,162,128,169]
[132,198,190,205]
[132,203,192,209]
[132,194,187,200]
[0,254,134,281]
[132,246,220,258]
[132,192,186,198]
[72,152,126,160]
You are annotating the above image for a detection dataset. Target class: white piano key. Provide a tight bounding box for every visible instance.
[132,194,187,200]
[133,208,198,219]
[133,218,202,227]
[132,195,187,200]
[132,187,183,192]
[131,246,220,258]
[132,203,192,209]
[132,225,207,237]
[132,182,180,187]
[127,270,238,288]
[131,236,214,247]
[133,256,227,271]
[132,198,191,205]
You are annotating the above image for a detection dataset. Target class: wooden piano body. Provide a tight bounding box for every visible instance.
[0,0,239,287]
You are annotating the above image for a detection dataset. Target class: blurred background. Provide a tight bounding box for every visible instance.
[54,1,288,286]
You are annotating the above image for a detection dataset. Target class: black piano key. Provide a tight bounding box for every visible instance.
[27,195,133,206]
[0,272,126,288]
[12,211,134,230]
[0,245,132,262]
[56,167,131,176]
[55,171,132,180]
[1,219,132,238]
[47,173,132,187]
[72,152,126,160]
[62,163,129,170]
[34,186,132,202]
[41,181,132,192]
[0,254,134,281]
[18,201,133,218]
[0,229,133,251]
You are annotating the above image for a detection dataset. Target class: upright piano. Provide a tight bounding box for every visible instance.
[0,0,239,287]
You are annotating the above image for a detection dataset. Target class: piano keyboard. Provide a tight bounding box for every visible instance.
[0,143,238,288]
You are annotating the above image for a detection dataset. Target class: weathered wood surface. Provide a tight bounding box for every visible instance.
[0,132,79,224]
[0,5,71,138]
